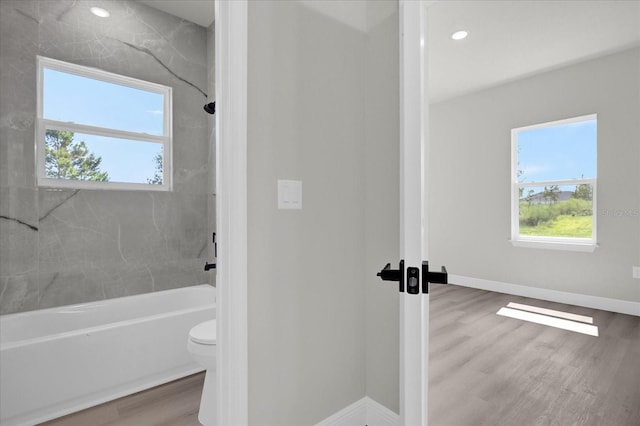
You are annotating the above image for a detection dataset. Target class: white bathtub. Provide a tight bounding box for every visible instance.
[0,284,216,426]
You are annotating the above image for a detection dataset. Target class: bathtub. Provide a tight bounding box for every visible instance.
[0,284,216,426]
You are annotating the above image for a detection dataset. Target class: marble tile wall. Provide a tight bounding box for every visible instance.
[0,0,214,314]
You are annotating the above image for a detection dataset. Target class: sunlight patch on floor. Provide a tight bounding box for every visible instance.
[506,302,594,324]
[497,305,598,336]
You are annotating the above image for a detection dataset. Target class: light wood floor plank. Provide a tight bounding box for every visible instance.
[41,284,639,425]
[429,284,640,426]
[40,373,204,426]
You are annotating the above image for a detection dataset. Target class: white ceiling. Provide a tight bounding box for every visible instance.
[428,0,640,103]
[138,0,640,103]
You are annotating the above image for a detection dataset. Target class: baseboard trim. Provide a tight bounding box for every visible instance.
[450,274,640,317]
[314,398,365,426]
[314,397,399,426]
[364,397,399,426]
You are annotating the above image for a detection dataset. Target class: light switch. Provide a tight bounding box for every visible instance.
[278,180,302,209]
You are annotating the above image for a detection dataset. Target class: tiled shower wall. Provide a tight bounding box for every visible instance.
[0,0,215,314]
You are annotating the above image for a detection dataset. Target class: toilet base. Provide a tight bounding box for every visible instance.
[198,369,217,425]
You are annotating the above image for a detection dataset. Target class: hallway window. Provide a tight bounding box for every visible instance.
[511,114,597,251]
[36,56,172,191]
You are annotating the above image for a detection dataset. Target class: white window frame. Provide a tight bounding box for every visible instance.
[510,114,597,252]
[36,56,173,191]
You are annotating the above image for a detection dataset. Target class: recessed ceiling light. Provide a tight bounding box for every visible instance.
[90,7,110,18]
[451,30,469,41]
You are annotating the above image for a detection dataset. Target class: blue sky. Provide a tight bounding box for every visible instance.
[43,67,596,187]
[43,68,165,184]
[517,119,597,184]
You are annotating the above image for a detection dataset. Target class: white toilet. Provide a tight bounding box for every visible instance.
[187,319,217,426]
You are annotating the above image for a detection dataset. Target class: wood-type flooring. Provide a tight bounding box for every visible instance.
[42,284,640,425]
[428,284,639,426]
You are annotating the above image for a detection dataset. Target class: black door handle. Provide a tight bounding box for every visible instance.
[377,260,447,294]
[377,263,400,281]
[377,260,405,292]
[423,262,447,284]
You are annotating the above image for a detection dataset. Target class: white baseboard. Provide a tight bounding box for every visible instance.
[315,397,399,426]
[364,398,399,426]
[314,398,365,426]
[449,274,640,317]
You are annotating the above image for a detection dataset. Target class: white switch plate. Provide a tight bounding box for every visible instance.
[633,266,640,279]
[278,180,302,210]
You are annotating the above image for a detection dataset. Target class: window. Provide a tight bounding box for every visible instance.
[36,56,172,190]
[511,114,597,251]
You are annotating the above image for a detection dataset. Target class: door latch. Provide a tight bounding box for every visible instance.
[377,260,447,294]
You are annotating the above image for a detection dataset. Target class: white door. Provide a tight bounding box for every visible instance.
[399,1,430,425]
[376,1,438,424]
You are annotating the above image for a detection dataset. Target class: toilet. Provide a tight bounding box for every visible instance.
[187,319,217,426]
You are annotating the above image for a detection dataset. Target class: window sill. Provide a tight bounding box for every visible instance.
[510,239,598,252]
[37,178,171,192]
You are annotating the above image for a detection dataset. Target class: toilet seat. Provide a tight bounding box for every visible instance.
[189,319,217,345]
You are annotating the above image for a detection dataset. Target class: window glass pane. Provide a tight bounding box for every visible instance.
[519,184,593,238]
[44,129,164,185]
[43,68,164,136]
[517,118,596,182]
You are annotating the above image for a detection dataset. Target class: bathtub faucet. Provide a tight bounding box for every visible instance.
[204,261,216,271]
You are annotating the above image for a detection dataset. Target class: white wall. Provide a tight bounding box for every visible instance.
[364,3,400,415]
[429,47,640,303]
[246,1,401,423]
[247,2,367,424]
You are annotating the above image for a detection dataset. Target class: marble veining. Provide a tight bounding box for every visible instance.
[39,190,80,222]
[13,8,41,24]
[0,0,214,315]
[116,39,208,98]
[55,0,76,22]
[197,241,208,259]
[40,272,60,298]
[0,215,38,232]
